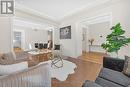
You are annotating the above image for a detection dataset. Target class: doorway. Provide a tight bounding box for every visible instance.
[48,29,53,49]
[80,13,112,53]
[13,30,25,51]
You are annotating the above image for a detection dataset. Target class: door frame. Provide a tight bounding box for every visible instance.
[76,13,112,54]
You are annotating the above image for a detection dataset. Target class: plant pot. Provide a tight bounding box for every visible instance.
[107,52,118,58]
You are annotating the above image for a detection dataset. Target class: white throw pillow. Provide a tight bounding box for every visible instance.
[0,61,28,75]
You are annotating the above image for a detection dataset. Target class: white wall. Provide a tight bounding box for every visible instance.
[0,17,12,53]
[14,26,48,50]
[59,0,130,58]
[59,22,77,58]
[88,22,110,45]
[88,22,110,53]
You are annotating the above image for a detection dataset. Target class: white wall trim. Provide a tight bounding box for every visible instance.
[58,0,112,21]
[78,13,112,25]
[60,0,123,22]
[13,17,55,30]
[15,3,58,24]
[14,17,55,27]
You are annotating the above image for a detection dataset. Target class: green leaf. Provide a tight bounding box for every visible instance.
[101,23,130,53]
[128,38,130,42]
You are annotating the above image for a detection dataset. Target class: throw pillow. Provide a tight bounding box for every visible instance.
[0,51,16,65]
[0,61,28,75]
[123,56,130,77]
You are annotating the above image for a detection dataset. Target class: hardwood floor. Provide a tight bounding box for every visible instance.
[52,52,106,87]
[81,52,107,64]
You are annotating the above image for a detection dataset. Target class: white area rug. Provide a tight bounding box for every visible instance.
[51,60,77,81]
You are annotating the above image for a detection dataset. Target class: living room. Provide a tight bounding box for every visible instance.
[0,0,130,87]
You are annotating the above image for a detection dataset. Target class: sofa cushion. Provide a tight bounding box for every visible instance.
[0,51,17,65]
[99,68,130,87]
[123,56,130,77]
[82,80,102,87]
[95,77,123,87]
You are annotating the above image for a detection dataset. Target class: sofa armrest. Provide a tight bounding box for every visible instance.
[82,80,102,87]
[103,56,125,72]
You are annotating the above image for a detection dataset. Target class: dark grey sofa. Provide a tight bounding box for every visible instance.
[82,57,130,87]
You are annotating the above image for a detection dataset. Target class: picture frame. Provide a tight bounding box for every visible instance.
[60,26,71,39]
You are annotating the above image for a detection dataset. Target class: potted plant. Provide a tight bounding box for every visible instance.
[101,23,130,58]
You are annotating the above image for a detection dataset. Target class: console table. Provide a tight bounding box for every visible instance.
[89,45,101,52]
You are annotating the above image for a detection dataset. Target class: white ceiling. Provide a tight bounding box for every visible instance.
[15,0,111,22]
